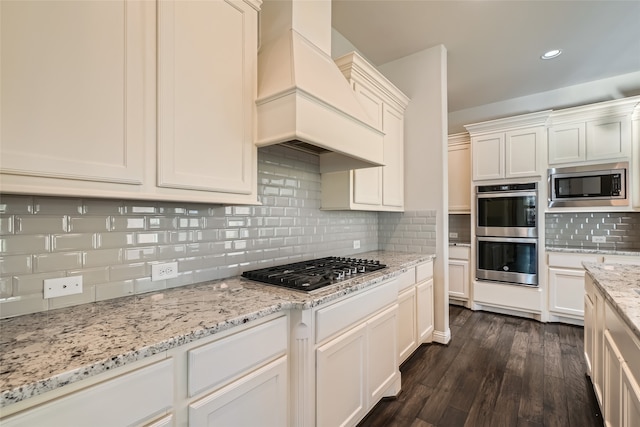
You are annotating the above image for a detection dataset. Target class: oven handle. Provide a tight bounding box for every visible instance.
[477,236,538,244]
[476,191,537,199]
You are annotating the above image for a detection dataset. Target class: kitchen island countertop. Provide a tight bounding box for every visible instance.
[583,262,640,341]
[547,246,640,257]
[0,250,434,408]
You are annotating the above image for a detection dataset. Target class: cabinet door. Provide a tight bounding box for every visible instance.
[1,0,146,185]
[157,0,256,195]
[397,288,417,364]
[604,331,623,427]
[584,292,595,376]
[381,105,404,208]
[472,133,504,181]
[448,260,469,300]
[448,143,471,212]
[622,363,640,427]
[586,116,631,161]
[189,356,287,427]
[368,305,399,404]
[316,323,367,427]
[417,278,434,343]
[548,123,586,164]
[548,267,585,318]
[505,127,543,178]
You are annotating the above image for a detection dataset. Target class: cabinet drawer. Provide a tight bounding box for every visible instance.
[605,302,640,384]
[449,246,470,260]
[548,252,601,269]
[316,279,397,343]
[188,316,287,397]
[396,268,416,292]
[416,261,434,282]
[2,359,173,427]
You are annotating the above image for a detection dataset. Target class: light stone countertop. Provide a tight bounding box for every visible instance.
[0,251,434,408]
[547,246,640,257]
[583,262,640,340]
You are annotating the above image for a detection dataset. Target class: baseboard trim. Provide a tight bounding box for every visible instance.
[432,328,451,345]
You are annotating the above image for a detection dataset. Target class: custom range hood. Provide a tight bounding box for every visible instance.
[256,0,384,173]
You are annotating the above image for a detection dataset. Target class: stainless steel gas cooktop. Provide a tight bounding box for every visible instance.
[241,256,387,292]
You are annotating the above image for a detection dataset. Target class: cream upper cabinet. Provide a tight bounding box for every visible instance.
[448,133,471,213]
[548,97,639,166]
[321,52,409,212]
[466,111,550,182]
[0,0,148,186]
[1,0,260,205]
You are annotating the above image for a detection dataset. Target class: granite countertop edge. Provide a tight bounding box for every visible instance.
[583,262,640,341]
[546,246,640,256]
[0,251,434,408]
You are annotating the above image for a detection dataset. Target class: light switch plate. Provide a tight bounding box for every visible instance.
[592,235,606,243]
[44,276,83,299]
[353,240,361,249]
[449,232,459,238]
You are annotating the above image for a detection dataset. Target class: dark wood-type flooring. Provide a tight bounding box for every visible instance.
[358,305,603,427]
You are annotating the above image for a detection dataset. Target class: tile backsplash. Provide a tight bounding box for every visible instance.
[448,214,471,244]
[0,145,436,318]
[545,212,640,251]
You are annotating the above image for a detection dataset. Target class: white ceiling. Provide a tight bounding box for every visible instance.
[331,0,640,113]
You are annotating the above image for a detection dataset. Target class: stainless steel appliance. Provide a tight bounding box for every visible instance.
[476,182,538,286]
[242,257,387,293]
[548,161,628,208]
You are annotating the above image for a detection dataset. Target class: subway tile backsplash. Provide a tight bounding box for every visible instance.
[545,212,640,251]
[0,145,436,318]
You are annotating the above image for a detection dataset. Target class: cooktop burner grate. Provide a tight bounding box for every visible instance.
[241,256,387,292]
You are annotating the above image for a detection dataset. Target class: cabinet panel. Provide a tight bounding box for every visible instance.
[188,356,287,427]
[448,260,469,300]
[157,0,255,194]
[382,105,404,207]
[505,128,542,178]
[548,122,586,164]
[368,305,399,404]
[448,142,471,212]
[622,363,640,427]
[604,331,622,427]
[472,133,504,181]
[1,359,173,427]
[1,0,145,185]
[585,292,595,375]
[353,168,382,205]
[548,267,585,318]
[587,116,631,161]
[316,323,367,427]
[397,288,417,364]
[417,278,434,343]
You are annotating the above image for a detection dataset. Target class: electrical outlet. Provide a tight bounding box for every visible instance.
[353,240,361,249]
[152,262,179,281]
[44,276,83,299]
[592,235,606,243]
[449,232,459,239]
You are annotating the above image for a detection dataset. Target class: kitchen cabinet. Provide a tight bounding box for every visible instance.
[0,0,259,205]
[548,97,639,165]
[312,277,400,427]
[448,245,470,303]
[1,359,174,427]
[397,261,434,364]
[465,111,550,182]
[321,52,409,212]
[448,133,471,213]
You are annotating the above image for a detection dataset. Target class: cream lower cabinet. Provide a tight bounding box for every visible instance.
[397,261,434,364]
[1,0,259,205]
[1,359,174,427]
[448,246,470,303]
[321,52,409,212]
[585,275,640,427]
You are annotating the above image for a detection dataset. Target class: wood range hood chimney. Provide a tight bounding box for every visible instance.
[256,0,385,173]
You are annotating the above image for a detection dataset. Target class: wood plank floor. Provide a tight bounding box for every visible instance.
[358,305,603,427]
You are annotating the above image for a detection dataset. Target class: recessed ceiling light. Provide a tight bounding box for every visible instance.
[541,49,562,60]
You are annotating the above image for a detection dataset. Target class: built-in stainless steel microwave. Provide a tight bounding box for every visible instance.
[548,162,628,208]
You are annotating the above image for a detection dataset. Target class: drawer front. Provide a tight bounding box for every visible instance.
[547,252,601,269]
[605,302,640,383]
[315,279,397,344]
[449,246,470,260]
[2,359,173,427]
[188,316,287,397]
[416,261,434,282]
[396,268,416,293]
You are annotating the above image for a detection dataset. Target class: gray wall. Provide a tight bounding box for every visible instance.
[0,145,437,318]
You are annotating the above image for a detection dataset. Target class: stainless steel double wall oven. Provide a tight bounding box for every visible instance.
[476,182,539,286]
